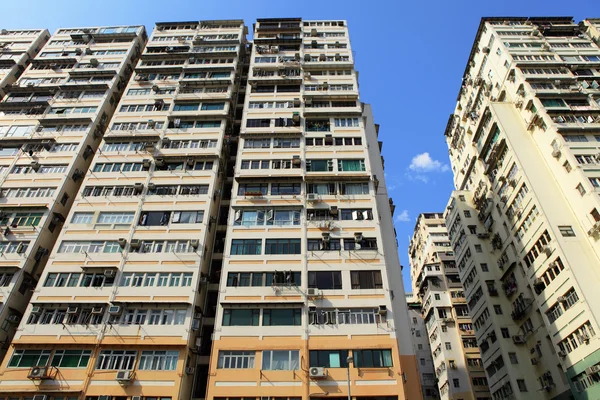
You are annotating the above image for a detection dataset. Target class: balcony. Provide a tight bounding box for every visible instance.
[511,297,533,321]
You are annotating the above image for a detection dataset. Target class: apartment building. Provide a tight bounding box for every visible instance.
[0,29,50,96]
[0,19,246,399]
[407,293,441,400]
[0,25,144,368]
[205,18,421,400]
[409,213,489,400]
[443,17,600,400]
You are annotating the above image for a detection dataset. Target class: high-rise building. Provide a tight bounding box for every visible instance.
[409,213,489,399]
[443,17,600,400]
[0,18,419,400]
[0,20,245,399]
[0,25,144,366]
[406,293,441,400]
[0,28,49,96]
[205,17,420,400]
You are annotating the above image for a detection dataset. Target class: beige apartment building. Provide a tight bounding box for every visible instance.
[0,19,244,400]
[443,17,600,400]
[205,17,421,400]
[409,213,489,400]
[0,25,145,369]
[406,292,441,400]
[0,29,50,96]
[0,17,420,400]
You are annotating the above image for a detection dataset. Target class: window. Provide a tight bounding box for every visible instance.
[8,349,51,367]
[558,226,575,237]
[51,350,91,368]
[98,212,135,225]
[501,328,510,338]
[262,350,300,370]
[96,350,137,370]
[453,378,460,388]
[306,159,333,172]
[172,211,204,224]
[338,159,365,172]
[138,350,179,370]
[265,239,301,254]
[222,309,260,326]
[354,349,393,368]
[263,309,301,326]
[445,342,452,350]
[71,212,94,224]
[310,350,348,368]
[308,271,342,289]
[350,270,383,289]
[434,294,441,300]
[517,379,527,392]
[508,352,518,364]
[217,351,255,369]
[494,305,503,315]
[230,239,262,255]
[474,244,482,253]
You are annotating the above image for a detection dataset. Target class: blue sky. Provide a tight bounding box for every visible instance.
[3,0,593,290]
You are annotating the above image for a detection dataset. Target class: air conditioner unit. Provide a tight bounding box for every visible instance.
[307,288,320,297]
[117,238,127,248]
[531,357,539,365]
[132,397,142,400]
[103,269,116,278]
[321,232,330,242]
[482,46,490,54]
[33,396,48,400]
[28,366,51,380]
[91,307,104,314]
[558,350,567,358]
[185,366,195,374]
[142,159,151,168]
[542,246,552,257]
[512,335,526,344]
[309,367,327,378]
[557,296,566,302]
[133,183,144,194]
[7,315,20,323]
[354,232,363,242]
[307,193,318,201]
[585,364,600,374]
[551,149,561,158]
[66,306,78,314]
[129,239,141,249]
[31,306,42,314]
[116,370,133,382]
[190,239,200,249]
[108,305,122,315]
[378,305,387,315]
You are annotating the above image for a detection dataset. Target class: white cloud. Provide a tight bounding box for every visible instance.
[409,152,449,173]
[395,210,410,222]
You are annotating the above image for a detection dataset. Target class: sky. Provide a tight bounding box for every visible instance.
[2,0,594,290]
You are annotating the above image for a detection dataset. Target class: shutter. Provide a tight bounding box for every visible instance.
[362,210,369,220]
[266,210,274,221]
[352,211,359,220]
[172,212,181,223]
[235,210,242,221]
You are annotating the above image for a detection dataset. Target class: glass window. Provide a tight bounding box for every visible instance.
[222,309,260,326]
[263,309,301,326]
[8,350,51,367]
[309,350,348,368]
[50,350,91,368]
[308,271,342,289]
[353,349,393,368]
[262,350,300,370]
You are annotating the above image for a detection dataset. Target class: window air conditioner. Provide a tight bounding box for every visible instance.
[108,305,122,315]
